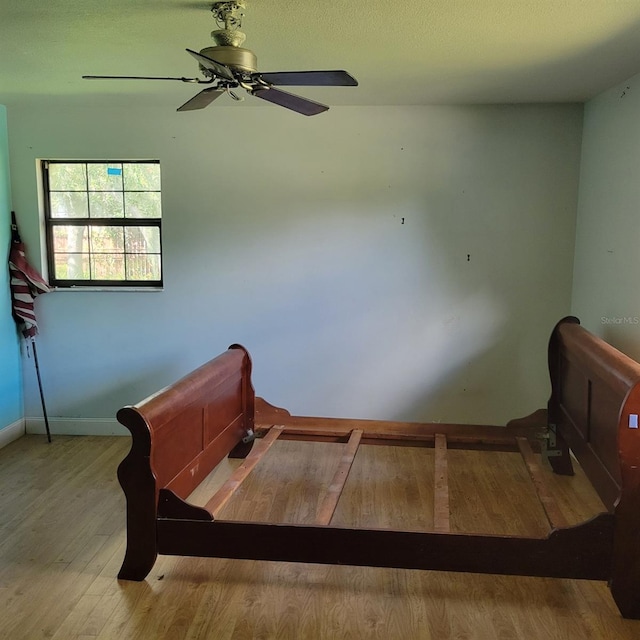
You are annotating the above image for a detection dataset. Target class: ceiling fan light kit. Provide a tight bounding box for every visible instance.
[82,0,357,116]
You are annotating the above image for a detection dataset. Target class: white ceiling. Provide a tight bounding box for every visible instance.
[3,0,640,110]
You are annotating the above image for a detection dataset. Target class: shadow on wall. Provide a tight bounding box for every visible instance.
[601,319,640,365]
[157,107,574,423]
[215,189,507,423]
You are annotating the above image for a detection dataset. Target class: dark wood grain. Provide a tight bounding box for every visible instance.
[116,407,159,581]
[157,514,615,581]
[548,317,635,508]
[610,382,640,618]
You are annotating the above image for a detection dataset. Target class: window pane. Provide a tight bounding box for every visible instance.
[91,254,125,280]
[48,164,87,191]
[124,192,161,218]
[87,163,123,191]
[52,226,89,253]
[125,226,161,254]
[123,163,161,191]
[49,192,89,218]
[54,253,90,280]
[126,254,161,281]
[89,191,125,218]
[90,226,124,253]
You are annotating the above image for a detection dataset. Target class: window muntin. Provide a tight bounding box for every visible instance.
[43,161,163,288]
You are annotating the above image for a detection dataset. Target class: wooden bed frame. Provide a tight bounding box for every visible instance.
[116,317,640,619]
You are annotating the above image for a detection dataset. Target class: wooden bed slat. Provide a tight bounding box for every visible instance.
[433,433,450,533]
[315,429,363,526]
[204,425,284,517]
[516,436,568,530]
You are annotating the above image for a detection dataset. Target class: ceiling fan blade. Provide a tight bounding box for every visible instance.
[186,49,235,82]
[83,75,202,82]
[252,87,329,116]
[257,70,358,87]
[177,88,225,111]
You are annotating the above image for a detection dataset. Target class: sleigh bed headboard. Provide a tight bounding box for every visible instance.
[117,344,255,501]
[548,317,640,511]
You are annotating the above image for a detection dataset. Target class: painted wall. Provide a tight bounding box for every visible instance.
[572,73,640,359]
[0,105,23,432]
[7,104,582,430]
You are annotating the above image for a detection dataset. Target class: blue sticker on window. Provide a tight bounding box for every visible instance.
[107,167,122,176]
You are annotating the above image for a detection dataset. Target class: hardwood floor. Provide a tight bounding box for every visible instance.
[1,434,639,639]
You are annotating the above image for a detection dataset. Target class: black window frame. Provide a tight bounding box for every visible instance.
[42,159,163,289]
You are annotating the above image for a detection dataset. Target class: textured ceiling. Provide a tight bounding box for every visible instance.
[3,0,640,109]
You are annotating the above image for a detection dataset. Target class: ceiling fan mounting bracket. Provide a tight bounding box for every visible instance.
[210,1,246,47]
[210,1,245,29]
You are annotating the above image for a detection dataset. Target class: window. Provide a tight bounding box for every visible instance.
[42,160,163,288]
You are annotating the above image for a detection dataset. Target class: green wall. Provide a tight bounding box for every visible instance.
[571,71,640,360]
[0,105,23,431]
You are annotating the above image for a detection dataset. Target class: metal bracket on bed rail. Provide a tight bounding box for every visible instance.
[540,423,563,459]
[242,428,255,444]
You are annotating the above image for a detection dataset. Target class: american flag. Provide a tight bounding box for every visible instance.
[9,213,50,338]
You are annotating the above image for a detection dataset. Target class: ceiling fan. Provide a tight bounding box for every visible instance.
[83,1,358,116]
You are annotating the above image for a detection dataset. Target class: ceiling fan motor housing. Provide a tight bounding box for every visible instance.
[199,46,258,74]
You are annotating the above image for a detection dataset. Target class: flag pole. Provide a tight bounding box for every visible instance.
[30,338,52,443]
[9,211,52,443]
[10,211,20,242]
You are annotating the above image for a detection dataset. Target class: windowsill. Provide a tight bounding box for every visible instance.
[51,286,163,292]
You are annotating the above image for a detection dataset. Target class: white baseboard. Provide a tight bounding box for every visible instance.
[0,418,26,449]
[25,417,128,436]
